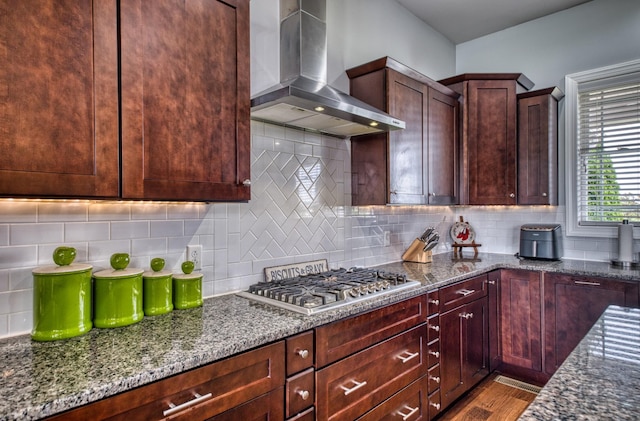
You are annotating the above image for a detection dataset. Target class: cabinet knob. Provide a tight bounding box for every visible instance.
[296,389,310,400]
[509,193,515,198]
[486,280,496,285]
[430,402,441,410]
[428,299,440,306]
[428,324,440,332]
[429,375,441,384]
[296,349,309,359]
[459,312,474,319]
[242,179,251,186]
[428,350,440,358]
[430,192,436,197]
[542,192,548,197]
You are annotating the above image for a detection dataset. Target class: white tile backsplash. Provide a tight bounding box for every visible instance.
[0,120,635,338]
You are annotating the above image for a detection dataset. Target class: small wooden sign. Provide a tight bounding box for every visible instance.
[263,259,329,282]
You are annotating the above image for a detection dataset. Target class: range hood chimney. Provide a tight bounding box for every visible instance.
[250,0,405,138]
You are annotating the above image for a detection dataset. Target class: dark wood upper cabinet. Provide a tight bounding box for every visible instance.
[0,0,119,198]
[439,74,533,205]
[120,0,250,201]
[347,57,459,205]
[517,87,563,205]
[1,0,250,202]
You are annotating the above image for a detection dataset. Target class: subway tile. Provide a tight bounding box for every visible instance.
[65,222,110,242]
[38,202,88,222]
[87,240,131,266]
[0,271,8,292]
[0,200,38,223]
[0,314,7,337]
[0,246,37,270]
[0,225,8,246]
[11,223,64,245]
[9,311,31,336]
[150,220,184,238]
[132,238,168,257]
[185,218,214,236]
[88,202,131,221]
[111,221,149,240]
[131,204,167,220]
[167,203,204,220]
[9,267,33,290]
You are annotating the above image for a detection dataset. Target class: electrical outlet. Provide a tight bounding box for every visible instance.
[187,245,203,271]
[383,231,391,247]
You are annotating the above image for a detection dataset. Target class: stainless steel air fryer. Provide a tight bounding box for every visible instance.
[519,224,563,260]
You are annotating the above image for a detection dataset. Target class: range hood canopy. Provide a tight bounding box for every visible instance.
[251,0,405,138]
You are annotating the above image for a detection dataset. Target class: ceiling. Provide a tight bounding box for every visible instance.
[396,0,593,44]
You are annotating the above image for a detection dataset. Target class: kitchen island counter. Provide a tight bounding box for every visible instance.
[519,305,640,420]
[1,253,639,420]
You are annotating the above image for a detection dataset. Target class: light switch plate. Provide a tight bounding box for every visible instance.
[187,245,203,271]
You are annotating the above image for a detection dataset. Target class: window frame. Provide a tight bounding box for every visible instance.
[565,59,640,238]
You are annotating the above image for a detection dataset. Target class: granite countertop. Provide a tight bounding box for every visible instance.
[519,305,640,420]
[1,253,639,420]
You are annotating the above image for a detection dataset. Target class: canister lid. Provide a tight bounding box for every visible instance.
[93,267,144,279]
[173,272,204,280]
[143,269,173,278]
[32,263,92,276]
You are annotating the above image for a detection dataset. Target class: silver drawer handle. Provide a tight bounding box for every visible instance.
[296,348,309,359]
[428,350,440,358]
[429,375,441,384]
[574,280,601,286]
[459,312,474,319]
[456,288,475,296]
[429,299,440,305]
[430,402,441,410]
[296,389,310,400]
[242,179,251,186]
[396,404,419,420]
[397,351,420,363]
[340,379,368,396]
[163,392,212,417]
[485,280,496,285]
[428,324,440,332]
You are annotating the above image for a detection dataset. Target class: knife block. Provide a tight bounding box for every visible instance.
[402,239,433,263]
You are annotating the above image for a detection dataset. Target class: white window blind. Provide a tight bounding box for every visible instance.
[576,72,640,225]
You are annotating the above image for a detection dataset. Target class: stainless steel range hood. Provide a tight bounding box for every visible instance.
[251,0,405,138]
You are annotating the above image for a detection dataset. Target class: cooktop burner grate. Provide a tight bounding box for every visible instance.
[237,267,420,315]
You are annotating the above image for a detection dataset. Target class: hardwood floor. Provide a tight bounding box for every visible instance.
[437,373,538,421]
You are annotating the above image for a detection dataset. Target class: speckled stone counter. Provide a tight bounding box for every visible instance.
[519,305,640,420]
[1,253,639,420]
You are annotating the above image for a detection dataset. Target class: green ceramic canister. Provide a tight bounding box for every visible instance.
[173,261,203,310]
[31,247,92,341]
[92,253,144,328]
[142,258,173,316]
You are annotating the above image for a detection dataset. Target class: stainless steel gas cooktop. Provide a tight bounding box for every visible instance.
[237,267,420,315]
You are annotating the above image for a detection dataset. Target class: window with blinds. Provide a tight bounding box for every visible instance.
[577,74,640,225]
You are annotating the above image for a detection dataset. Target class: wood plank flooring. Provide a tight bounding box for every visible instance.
[437,373,538,421]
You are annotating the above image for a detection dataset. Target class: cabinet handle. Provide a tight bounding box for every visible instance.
[296,389,310,400]
[486,280,496,285]
[509,193,515,198]
[574,280,601,287]
[397,350,420,363]
[163,392,212,417]
[396,404,419,420]
[296,348,309,359]
[456,288,475,296]
[428,324,440,332]
[542,192,548,197]
[430,402,441,410]
[429,299,440,305]
[242,179,251,186]
[459,312,474,319]
[340,379,368,396]
[429,375,441,384]
[430,192,436,197]
[428,350,440,358]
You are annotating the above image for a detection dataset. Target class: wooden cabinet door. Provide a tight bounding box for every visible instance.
[500,269,542,371]
[487,270,501,372]
[543,273,640,375]
[439,297,489,410]
[427,88,458,205]
[517,88,561,205]
[120,0,250,201]
[387,69,429,205]
[0,0,119,198]
[466,80,517,205]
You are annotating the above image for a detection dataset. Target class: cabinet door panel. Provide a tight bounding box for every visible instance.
[0,0,119,198]
[427,88,458,204]
[120,0,250,201]
[544,273,639,374]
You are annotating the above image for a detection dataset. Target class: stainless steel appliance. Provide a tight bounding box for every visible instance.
[237,267,420,315]
[519,224,563,260]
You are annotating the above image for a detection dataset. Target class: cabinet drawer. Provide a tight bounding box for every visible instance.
[287,330,314,375]
[289,407,315,421]
[286,368,314,418]
[427,290,440,315]
[427,315,440,343]
[440,274,488,312]
[316,295,428,367]
[48,341,285,421]
[357,377,428,421]
[428,390,442,419]
[427,339,440,367]
[427,364,441,394]
[316,324,428,421]
[207,387,284,421]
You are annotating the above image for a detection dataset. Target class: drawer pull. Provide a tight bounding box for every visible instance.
[296,389,310,400]
[340,379,368,396]
[163,392,212,417]
[429,375,441,384]
[430,402,441,410]
[459,312,474,319]
[574,280,601,287]
[397,351,420,363]
[429,298,440,306]
[456,288,475,296]
[428,324,440,332]
[396,404,419,420]
[296,348,310,359]
[428,350,440,358]
[486,280,496,285]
